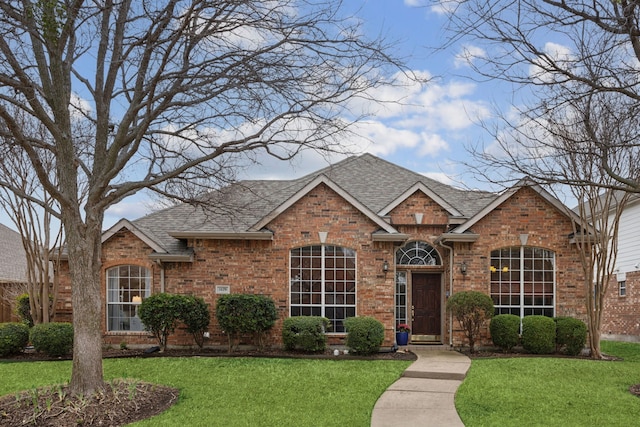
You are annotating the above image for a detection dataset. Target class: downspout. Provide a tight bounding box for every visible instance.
[161,266,165,293]
[154,260,166,293]
[438,240,454,347]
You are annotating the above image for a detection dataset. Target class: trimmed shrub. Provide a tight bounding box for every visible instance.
[344,316,384,355]
[490,314,521,352]
[555,317,587,356]
[446,291,494,353]
[216,294,278,352]
[521,315,556,354]
[15,293,33,327]
[0,322,30,357]
[138,293,184,351]
[282,316,330,353]
[30,322,73,357]
[180,295,210,349]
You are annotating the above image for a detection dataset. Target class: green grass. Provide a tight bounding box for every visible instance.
[456,341,640,426]
[0,357,411,426]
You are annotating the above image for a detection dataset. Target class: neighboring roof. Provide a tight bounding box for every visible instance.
[0,223,28,283]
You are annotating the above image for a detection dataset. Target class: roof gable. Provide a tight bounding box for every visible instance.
[451,178,581,234]
[379,182,463,218]
[102,219,167,254]
[251,174,399,234]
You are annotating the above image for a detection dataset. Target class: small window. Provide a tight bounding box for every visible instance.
[395,241,441,266]
[107,265,151,332]
[619,281,626,297]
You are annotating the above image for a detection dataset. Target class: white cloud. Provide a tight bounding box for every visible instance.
[418,132,450,156]
[430,0,462,15]
[104,197,160,227]
[69,92,92,119]
[529,42,574,83]
[404,0,429,6]
[454,45,486,69]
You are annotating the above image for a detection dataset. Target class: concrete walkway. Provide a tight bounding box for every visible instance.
[371,346,471,427]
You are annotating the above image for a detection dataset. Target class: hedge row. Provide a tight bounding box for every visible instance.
[0,322,73,357]
[490,314,587,355]
[282,315,386,355]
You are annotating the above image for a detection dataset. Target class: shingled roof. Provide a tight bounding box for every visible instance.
[126,154,497,256]
[0,223,28,283]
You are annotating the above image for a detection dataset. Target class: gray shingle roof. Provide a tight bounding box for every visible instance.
[131,154,497,253]
[0,223,28,283]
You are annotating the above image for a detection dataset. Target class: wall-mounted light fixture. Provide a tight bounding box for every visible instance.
[383,260,389,273]
[460,262,468,275]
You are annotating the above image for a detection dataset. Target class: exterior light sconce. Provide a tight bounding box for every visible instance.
[383,260,389,273]
[460,262,467,275]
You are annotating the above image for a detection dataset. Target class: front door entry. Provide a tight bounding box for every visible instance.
[412,273,441,342]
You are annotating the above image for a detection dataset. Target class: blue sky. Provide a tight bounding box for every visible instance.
[1,1,513,232]
[105,0,507,226]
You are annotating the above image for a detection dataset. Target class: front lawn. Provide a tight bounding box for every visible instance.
[0,357,411,426]
[456,341,640,426]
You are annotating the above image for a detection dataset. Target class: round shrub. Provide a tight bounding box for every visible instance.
[0,322,30,357]
[521,315,556,354]
[446,291,494,353]
[344,316,385,355]
[30,322,74,357]
[180,295,210,349]
[282,316,330,352]
[555,317,587,356]
[490,314,521,352]
[216,294,278,351]
[138,293,184,351]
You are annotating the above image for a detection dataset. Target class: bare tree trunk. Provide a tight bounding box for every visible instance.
[67,217,104,395]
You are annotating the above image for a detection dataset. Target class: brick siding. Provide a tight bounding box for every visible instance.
[55,185,588,350]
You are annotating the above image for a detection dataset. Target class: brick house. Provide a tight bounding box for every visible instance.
[55,154,588,349]
[603,194,640,342]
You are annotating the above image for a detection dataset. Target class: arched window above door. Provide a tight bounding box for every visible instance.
[395,241,441,266]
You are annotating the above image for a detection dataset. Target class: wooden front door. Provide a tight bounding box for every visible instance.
[412,273,441,341]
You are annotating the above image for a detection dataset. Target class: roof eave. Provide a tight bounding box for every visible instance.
[168,231,274,240]
[371,233,410,242]
[435,233,481,243]
[148,252,195,263]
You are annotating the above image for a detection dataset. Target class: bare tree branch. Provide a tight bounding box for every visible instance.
[0,0,414,395]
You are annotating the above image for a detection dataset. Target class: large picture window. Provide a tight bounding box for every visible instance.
[490,247,555,318]
[290,245,356,333]
[107,265,151,332]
